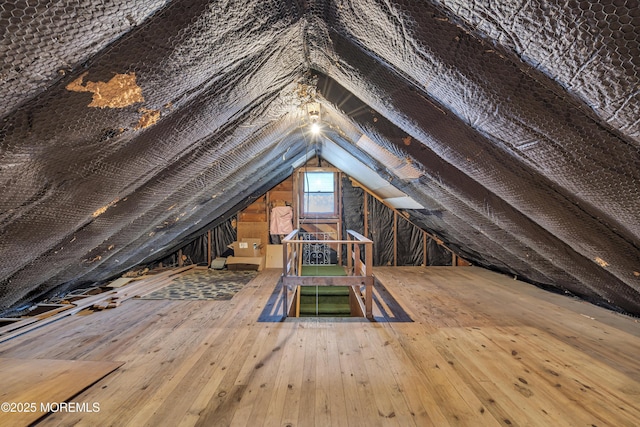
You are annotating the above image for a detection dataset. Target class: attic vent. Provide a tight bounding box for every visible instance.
[356,135,422,180]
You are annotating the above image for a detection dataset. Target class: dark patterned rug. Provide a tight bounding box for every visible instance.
[141,269,258,301]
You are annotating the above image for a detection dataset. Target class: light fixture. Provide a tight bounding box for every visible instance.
[306,101,321,135]
[306,101,320,121]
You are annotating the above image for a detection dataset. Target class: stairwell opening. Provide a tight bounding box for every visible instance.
[290,265,365,318]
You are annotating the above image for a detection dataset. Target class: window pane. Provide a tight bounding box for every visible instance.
[304,172,334,193]
[304,193,335,214]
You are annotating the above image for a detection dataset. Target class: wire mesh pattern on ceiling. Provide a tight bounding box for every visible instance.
[0,0,638,315]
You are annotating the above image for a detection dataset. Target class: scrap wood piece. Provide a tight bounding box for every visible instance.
[24,304,74,319]
[76,308,96,316]
[92,297,120,311]
[0,266,195,344]
[106,277,135,288]
[0,304,72,337]
[0,318,39,336]
[122,267,150,278]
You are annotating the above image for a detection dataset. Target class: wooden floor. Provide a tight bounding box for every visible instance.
[0,266,639,426]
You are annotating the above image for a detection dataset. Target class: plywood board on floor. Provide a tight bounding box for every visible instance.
[0,358,122,426]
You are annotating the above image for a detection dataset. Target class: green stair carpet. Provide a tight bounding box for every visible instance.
[300,265,347,276]
[299,265,351,317]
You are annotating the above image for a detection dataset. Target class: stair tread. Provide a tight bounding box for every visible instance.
[300,286,350,296]
[299,303,351,314]
[300,297,349,306]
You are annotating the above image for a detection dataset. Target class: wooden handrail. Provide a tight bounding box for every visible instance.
[282,230,372,245]
[346,229,370,242]
[282,238,371,244]
[282,229,299,241]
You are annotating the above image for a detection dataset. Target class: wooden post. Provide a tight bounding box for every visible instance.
[365,241,373,319]
[393,211,398,267]
[452,252,458,267]
[365,280,373,319]
[178,249,184,267]
[207,230,212,267]
[347,236,353,274]
[282,234,289,319]
[293,171,300,230]
[282,242,288,277]
[266,190,270,237]
[365,241,373,278]
[283,278,288,319]
[423,231,428,267]
[337,220,342,266]
[364,193,369,238]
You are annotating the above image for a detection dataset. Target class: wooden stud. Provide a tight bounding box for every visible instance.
[364,277,373,319]
[265,190,270,238]
[207,229,212,267]
[393,211,398,267]
[363,192,369,238]
[423,231,428,267]
[282,277,288,319]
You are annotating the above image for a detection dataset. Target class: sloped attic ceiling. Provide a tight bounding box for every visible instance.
[1,0,639,316]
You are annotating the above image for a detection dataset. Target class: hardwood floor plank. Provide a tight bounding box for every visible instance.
[478,326,640,426]
[351,324,414,426]
[372,324,452,426]
[241,324,297,427]
[183,281,285,426]
[333,322,372,427]
[296,320,318,427]
[317,320,350,427]
[399,325,502,426]
[266,322,305,427]
[438,327,585,426]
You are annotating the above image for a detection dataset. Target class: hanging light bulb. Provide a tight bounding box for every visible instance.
[310,122,321,135]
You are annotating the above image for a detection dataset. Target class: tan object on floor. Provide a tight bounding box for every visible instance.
[0,358,122,426]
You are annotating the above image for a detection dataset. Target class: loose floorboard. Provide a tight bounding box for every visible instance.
[0,266,638,426]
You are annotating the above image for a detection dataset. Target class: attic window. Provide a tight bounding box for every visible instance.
[302,172,336,216]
